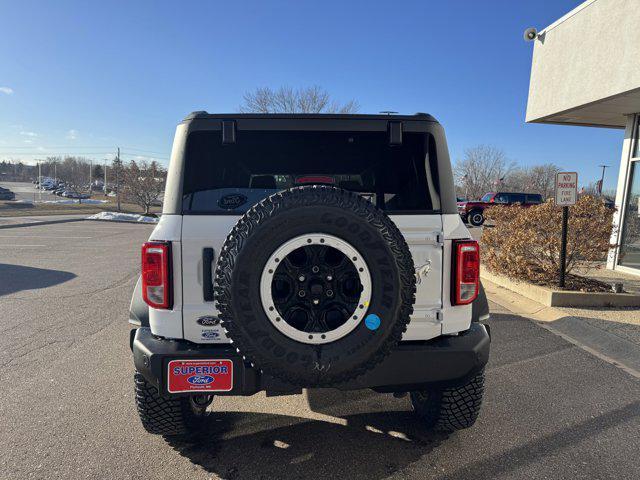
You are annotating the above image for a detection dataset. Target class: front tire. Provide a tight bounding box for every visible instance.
[410,369,485,432]
[468,210,485,227]
[134,371,212,437]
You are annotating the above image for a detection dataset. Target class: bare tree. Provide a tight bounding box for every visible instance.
[122,160,166,214]
[454,145,516,200]
[505,164,561,199]
[240,86,359,114]
[57,156,91,197]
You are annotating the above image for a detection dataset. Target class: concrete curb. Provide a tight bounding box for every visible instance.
[483,278,640,379]
[481,269,640,307]
[0,217,87,230]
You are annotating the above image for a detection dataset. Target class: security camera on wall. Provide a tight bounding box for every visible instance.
[524,27,538,42]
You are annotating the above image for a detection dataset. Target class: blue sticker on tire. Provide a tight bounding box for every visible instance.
[365,314,381,331]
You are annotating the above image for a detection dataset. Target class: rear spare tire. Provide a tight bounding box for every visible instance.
[214,186,415,387]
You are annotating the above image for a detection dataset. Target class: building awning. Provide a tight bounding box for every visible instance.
[526,0,640,129]
[528,88,640,129]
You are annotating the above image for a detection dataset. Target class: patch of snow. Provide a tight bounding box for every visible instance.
[86,211,159,223]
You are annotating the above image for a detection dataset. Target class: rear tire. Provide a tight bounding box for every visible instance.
[134,371,212,437]
[468,210,484,227]
[410,369,485,432]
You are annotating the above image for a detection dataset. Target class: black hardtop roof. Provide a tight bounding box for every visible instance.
[183,111,439,123]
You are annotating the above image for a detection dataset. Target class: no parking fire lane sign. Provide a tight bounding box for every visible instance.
[555,172,578,206]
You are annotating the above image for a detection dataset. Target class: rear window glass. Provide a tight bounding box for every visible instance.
[182,130,438,214]
[508,193,525,203]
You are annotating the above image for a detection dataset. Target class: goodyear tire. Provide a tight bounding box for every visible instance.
[214,186,415,387]
[134,371,212,437]
[410,369,485,432]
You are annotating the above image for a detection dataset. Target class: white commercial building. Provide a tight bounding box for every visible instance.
[526,0,640,275]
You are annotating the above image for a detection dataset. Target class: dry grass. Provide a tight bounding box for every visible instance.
[0,198,162,217]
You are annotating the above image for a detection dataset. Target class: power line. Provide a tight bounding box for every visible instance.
[0,144,167,155]
[0,145,115,149]
[119,153,169,161]
[120,146,168,155]
[0,152,117,156]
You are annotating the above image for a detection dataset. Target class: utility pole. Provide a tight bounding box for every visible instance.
[598,164,609,196]
[116,147,121,212]
[89,160,93,195]
[38,161,42,201]
[104,160,107,196]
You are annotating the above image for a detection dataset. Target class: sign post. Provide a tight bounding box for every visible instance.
[554,172,578,288]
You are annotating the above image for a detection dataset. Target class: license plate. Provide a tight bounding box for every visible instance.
[167,359,233,393]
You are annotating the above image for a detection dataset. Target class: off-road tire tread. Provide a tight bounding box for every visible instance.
[214,185,415,386]
[411,369,485,432]
[134,371,202,436]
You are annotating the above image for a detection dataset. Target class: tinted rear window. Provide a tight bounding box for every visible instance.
[182,130,438,214]
[508,193,525,203]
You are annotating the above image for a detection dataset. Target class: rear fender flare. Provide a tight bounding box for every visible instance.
[129,276,149,327]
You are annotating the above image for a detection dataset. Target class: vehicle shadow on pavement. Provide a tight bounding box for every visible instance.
[436,400,640,480]
[0,263,76,296]
[165,390,447,479]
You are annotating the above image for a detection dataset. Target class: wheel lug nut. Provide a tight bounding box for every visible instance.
[312,298,319,305]
[298,275,305,282]
[326,275,333,281]
[326,290,333,297]
[298,290,306,297]
[312,266,320,273]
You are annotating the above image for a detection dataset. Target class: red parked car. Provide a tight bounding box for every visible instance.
[457,192,544,226]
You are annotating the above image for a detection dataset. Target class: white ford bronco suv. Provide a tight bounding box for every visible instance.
[129,112,490,437]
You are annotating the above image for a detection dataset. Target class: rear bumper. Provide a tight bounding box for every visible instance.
[131,323,490,396]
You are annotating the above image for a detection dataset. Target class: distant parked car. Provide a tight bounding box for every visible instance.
[601,197,615,209]
[457,192,544,226]
[63,191,90,199]
[0,188,16,200]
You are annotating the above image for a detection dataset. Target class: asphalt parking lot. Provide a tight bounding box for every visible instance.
[0,181,58,202]
[1,219,639,479]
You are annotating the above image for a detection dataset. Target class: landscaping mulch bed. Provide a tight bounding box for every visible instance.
[535,274,614,293]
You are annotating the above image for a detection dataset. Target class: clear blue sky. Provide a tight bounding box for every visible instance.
[0,0,623,190]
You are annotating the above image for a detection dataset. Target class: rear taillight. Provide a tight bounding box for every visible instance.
[142,241,172,309]
[452,240,479,305]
